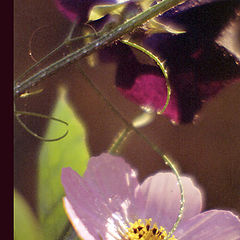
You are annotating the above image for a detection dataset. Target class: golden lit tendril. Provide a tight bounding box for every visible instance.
[121,40,171,116]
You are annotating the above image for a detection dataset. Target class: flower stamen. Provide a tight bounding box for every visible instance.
[125,219,177,240]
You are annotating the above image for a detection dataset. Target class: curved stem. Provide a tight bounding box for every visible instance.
[77,62,184,239]
[14,0,186,97]
[108,127,133,154]
[121,39,171,115]
[135,131,184,239]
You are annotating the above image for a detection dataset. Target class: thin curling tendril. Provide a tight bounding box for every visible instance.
[28,25,50,63]
[16,20,96,85]
[121,39,171,115]
[15,110,69,142]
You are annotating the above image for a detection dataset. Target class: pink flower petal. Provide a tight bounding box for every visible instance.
[61,153,140,239]
[62,155,239,239]
[175,210,240,239]
[83,153,139,205]
[137,172,203,231]
[63,197,96,240]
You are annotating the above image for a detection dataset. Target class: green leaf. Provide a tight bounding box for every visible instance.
[14,189,43,240]
[37,88,89,240]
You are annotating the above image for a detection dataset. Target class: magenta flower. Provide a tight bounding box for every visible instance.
[115,0,240,123]
[61,153,240,239]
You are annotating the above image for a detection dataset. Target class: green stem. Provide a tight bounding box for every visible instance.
[14,0,186,97]
[136,131,185,239]
[108,127,132,154]
[77,60,184,239]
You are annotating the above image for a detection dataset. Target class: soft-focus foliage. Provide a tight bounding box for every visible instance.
[14,189,43,240]
[37,88,89,239]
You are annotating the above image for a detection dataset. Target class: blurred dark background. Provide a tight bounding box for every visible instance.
[14,0,240,216]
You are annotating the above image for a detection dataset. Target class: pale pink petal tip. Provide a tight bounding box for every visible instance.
[175,210,240,239]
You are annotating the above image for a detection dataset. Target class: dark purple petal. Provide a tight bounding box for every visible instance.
[161,0,217,14]
[103,43,180,122]
[143,0,240,123]
[114,37,240,123]
[159,0,240,40]
[175,210,240,239]
[106,0,240,124]
[144,34,240,122]
[136,172,203,232]
[112,42,203,123]
[61,153,140,239]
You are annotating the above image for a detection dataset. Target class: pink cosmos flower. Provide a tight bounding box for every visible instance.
[61,153,240,239]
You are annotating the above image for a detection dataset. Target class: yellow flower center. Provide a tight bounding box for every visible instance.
[125,218,177,240]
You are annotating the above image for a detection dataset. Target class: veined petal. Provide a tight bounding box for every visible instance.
[61,153,140,239]
[175,210,240,239]
[63,197,96,240]
[137,172,203,232]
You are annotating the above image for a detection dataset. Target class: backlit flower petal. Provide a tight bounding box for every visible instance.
[61,153,140,239]
[175,210,240,239]
[137,172,203,232]
[61,154,240,239]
